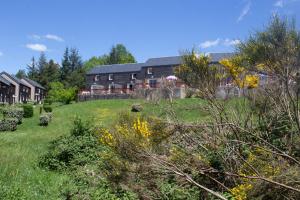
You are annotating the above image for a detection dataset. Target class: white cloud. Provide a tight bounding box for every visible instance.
[274,0,284,7]
[0,51,3,56]
[224,39,241,46]
[237,1,251,22]
[200,39,220,49]
[44,34,64,42]
[26,43,47,52]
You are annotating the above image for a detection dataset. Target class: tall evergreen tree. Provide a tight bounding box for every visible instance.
[61,47,71,81]
[37,52,48,83]
[27,57,39,81]
[69,48,83,71]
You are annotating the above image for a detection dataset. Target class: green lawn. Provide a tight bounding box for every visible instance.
[0,98,205,199]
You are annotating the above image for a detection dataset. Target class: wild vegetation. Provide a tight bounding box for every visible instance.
[2,15,300,200]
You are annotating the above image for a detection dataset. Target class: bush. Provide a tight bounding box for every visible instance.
[2,107,24,124]
[40,114,50,126]
[43,105,53,113]
[43,98,53,105]
[39,117,102,170]
[0,118,18,131]
[23,104,34,118]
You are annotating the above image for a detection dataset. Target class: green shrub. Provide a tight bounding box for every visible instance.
[23,104,34,118]
[39,114,50,126]
[0,118,18,131]
[43,105,53,113]
[43,98,53,105]
[2,107,24,124]
[39,118,102,170]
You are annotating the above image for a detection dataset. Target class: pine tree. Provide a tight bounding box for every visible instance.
[37,52,48,84]
[69,48,83,71]
[27,57,39,81]
[61,47,71,81]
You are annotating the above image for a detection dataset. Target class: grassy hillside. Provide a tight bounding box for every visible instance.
[0,98,205,199]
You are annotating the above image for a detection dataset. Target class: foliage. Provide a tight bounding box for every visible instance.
[2,107,24,124]
[39,117,102,170]
[26,57,39,80]
[39,114,51,126]
[108,44,136,64]
[219,56,259,89]
[47,82,76,104]
[43,105,53,113]
[83,44,136,71]
[175,49,220,95]
[84,55,109,71]
[0,118,18,131]
[23,104,34,118]
[159,182,200,200]
[15,69,27,79]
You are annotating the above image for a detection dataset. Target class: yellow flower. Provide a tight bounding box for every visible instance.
[133,117,151,138]
[230,183,253,200]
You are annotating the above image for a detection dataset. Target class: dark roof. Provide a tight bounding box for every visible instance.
[23,78,45,89]
[0,76,11,85]
[144,56,182,66]
[208,53,235,63]
[0,71,22,84]
[87,63,143,75]
[87,53,235,75]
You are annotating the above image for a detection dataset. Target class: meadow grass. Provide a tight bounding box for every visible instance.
[0,98,205,199]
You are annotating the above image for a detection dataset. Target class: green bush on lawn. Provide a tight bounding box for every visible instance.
[43,105,53,113]
[23,104,34,118]
[39,113,52,126]
[2,107,24,124]
[0,118,18,131]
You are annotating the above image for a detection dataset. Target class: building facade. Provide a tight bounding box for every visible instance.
[0,71,45,104]
[0,76,14,104]
[22,78,46,103]
[86,53,234,96]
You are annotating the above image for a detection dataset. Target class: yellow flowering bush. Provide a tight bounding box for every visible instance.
[230,148,285,199]
[133,117,151,138]
[99,128,115,146]
[220,57,260,89]
[230,183,253,200]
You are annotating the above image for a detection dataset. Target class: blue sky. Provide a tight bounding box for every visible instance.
[0,0,299,74]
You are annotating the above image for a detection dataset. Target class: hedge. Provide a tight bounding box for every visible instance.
[2,107,24,124]
[23,104,34,118]
[43,105,53,113]
[0,118,18,131]
[40,113,53,126]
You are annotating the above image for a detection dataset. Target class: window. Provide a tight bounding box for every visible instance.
[131,73,137,80]
[95,75,100,81]
[147,67,153,75]
[149,79,157,88]
[109,74,113,80]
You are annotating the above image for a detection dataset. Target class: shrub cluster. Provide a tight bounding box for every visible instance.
[43,105,53,113]
[0,118,18,131]
[23,104,34,118]
[39,117,101,170]
[39,117,138,198]
[2,107,24,124]
[39,113,52,126]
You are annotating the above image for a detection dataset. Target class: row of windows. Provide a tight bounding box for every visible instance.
[94,67,154,82]
[95,73,138,81]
